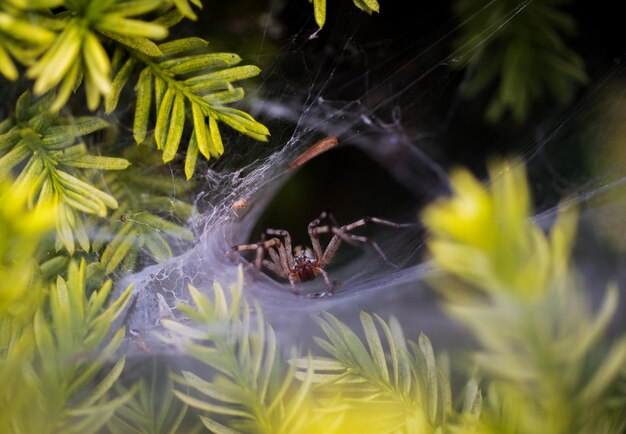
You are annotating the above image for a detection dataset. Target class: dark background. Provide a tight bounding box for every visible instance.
[181,0,625,253]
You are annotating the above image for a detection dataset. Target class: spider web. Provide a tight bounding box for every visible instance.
[114,0,626,356]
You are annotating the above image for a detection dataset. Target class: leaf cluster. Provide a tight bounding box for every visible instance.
[109,36,269,178]
[108,364,197,434]
[291,312,481,433]
[90,145,195,275]
[0,91,128,254]
[0,259,134,433]
[452,0,587,122]
[421,160,626,433]
[159,269,480,433]
[1,0,268,170]
[161,267,317,433]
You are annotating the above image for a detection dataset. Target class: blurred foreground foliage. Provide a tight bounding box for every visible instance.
[422,160,626,433]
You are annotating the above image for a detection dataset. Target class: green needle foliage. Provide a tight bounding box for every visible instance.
[161,269,480,433]
[422,160,626,433]
[108,364,198,434]
[309,0,380,28]
[452,0,587,123]
[0,91,129,254]
[0,2,55,80]
[291,312,481,433]
[105,36,269,178]
[92,146,195,275]
[168,0,203,21]
[1,259,135,433]
[25,0,171,111]
[0,177,55,320]
[161,268,319,433]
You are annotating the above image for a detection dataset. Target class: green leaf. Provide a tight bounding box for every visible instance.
[353,0,380,14]
[65,188,108,216]
[115,0,163,17]
[186,65,261,89]
[418,333,438,425]
[173,0,198,20]
[0,11,55,44]
[51,61,83,112]
[191,103,210,159]
[312,0,326,28]
[98,17,168,40]
[0,140,30,176]
[162,92,185,162]
[289,357,345,371]
[184,131,199,180]
[106,57,136,113]
[99,30,163,57]
[0,129,20,152]
[165,53,241,75]
[158,37,208,56]
[199,416,240,434]
[361,311,389,383]
[212,106,270,137]
[83,31,112,95]
[173,391,250,418]
[152,8,185,29]
[57,170,118,210]
[134,69,153,144]
[63,155,131,170]
[580,337,626,404]
[28,22,83,95]
[143,231,172,261]
[202,87,245,105]
[180,371,242,404]
[0,44,18,80]
[104,227,137,274]
[82,358,126,407]
[155,88,175,149]
[208,116,223,156]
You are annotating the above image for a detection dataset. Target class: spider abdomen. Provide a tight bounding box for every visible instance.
[294,261,317,282]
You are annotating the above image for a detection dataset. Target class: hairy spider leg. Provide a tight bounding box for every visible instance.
[311,217,412,267]
[308,211,359,260]
[232,237,284,273]
[233,231,302,294]
[265,228,294,267]
[314,266,334,294]
[307,212,328,261]
[262,242,289,279]
[262,258,285,278]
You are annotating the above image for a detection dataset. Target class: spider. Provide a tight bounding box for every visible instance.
[231,211,411,296]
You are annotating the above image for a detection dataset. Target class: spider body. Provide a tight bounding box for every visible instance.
[294,259,317,282]
[232,212,411,296]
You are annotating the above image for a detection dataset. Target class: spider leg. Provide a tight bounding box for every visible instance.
[266,228,294,268]
[314,266,334,295]
[267,246,292,278]
[316,216,411,266]
[232,237,283,272]
[288,272,299,295]
[307,212,329,261]
[337,232,397,267]
[262,259,285,278]
[342,217,413,232]
[310,224,356,267]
